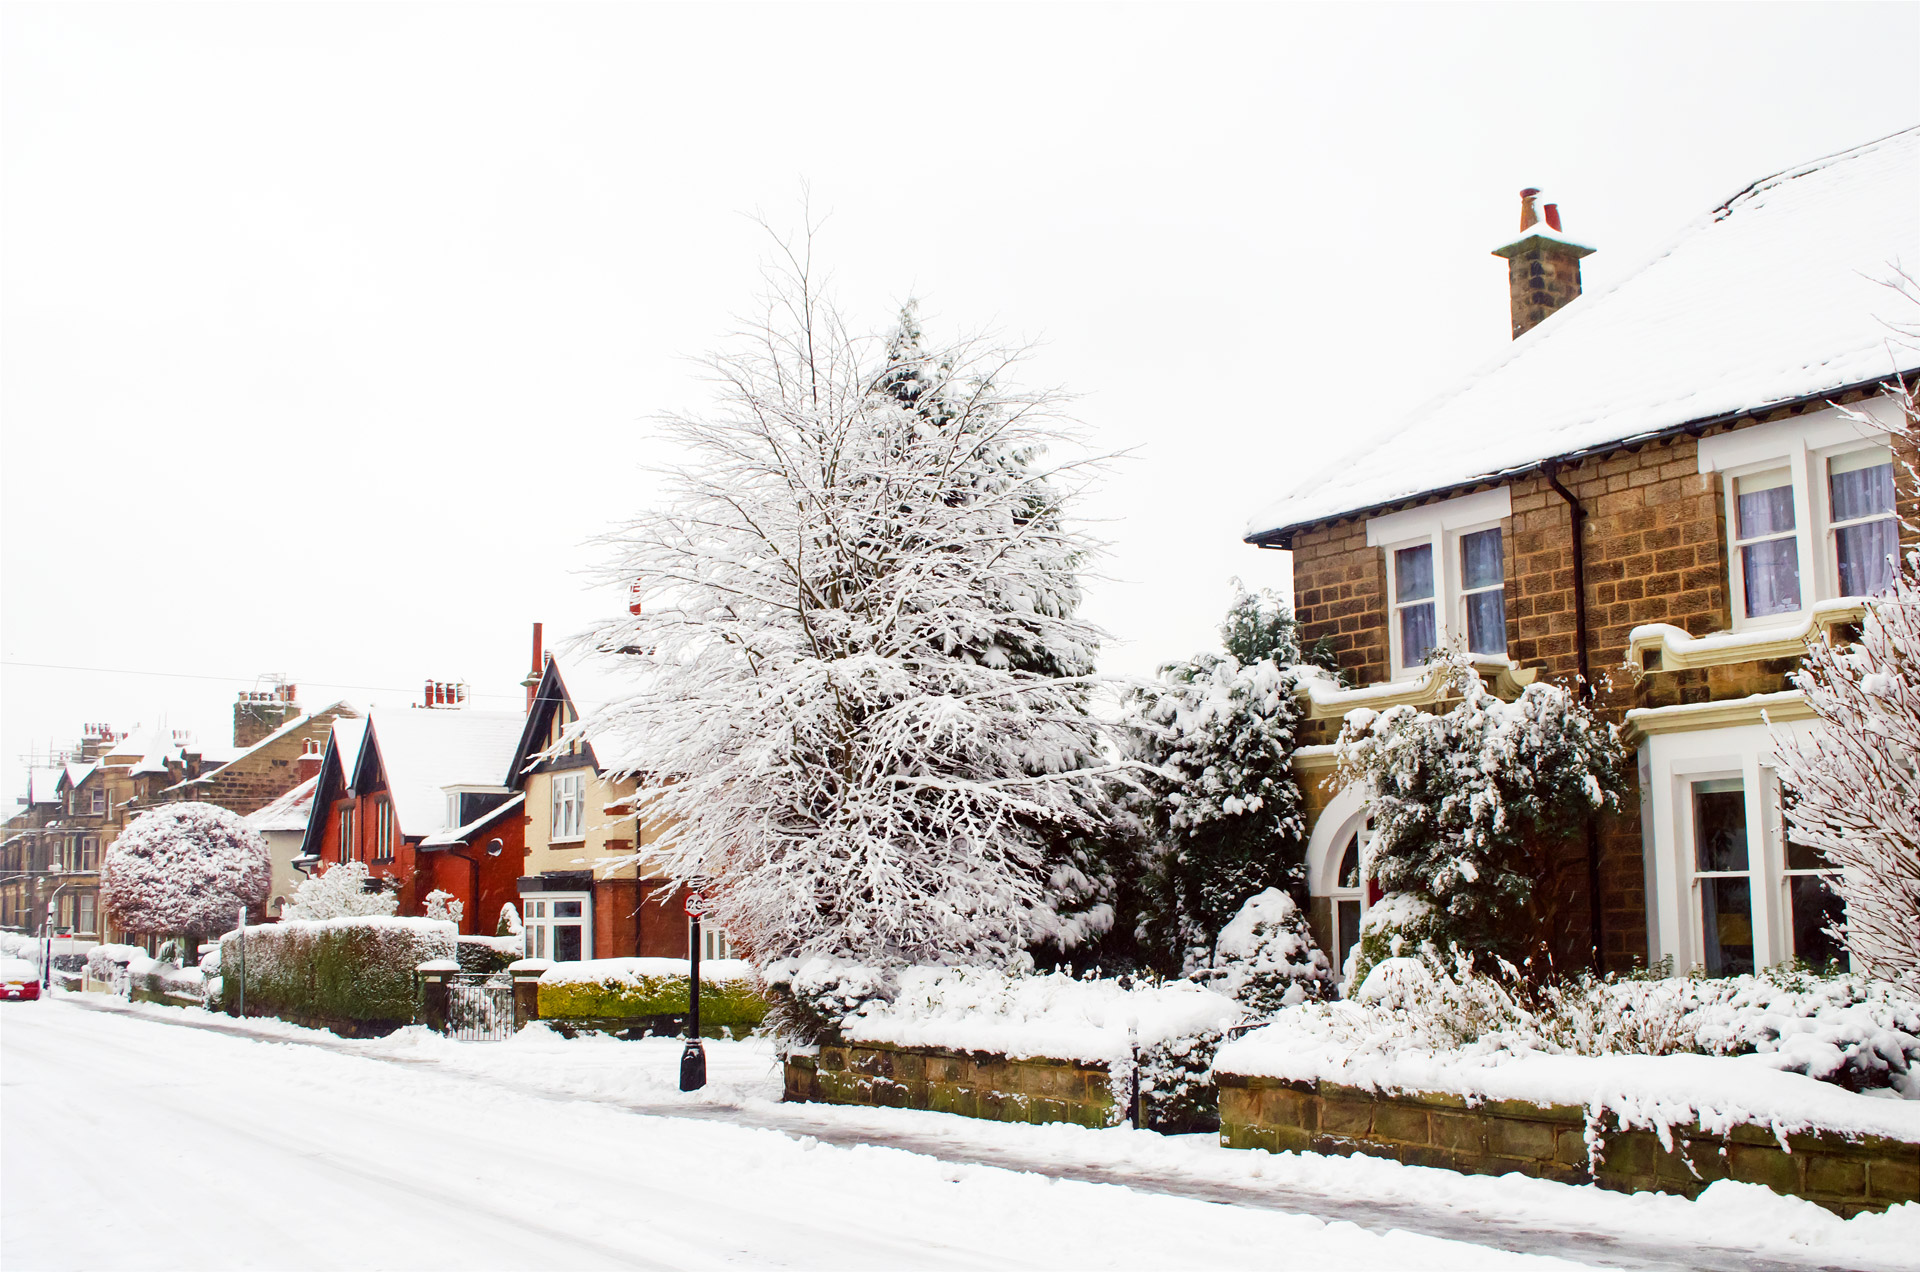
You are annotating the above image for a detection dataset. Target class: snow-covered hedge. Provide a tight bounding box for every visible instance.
[220,916,456,1028]
[456,934,523,975]
[86,944,142,982]
[536,957,766,1029]
[128,955,209,1006]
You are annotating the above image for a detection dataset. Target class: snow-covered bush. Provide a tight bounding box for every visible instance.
[1135,1026,1227,1133]
[220,916,455,1029]
[423,889,464,927]
[281,860,398,921]
[1200,888,1332,1017]
[760,956,900,1044]
[585,244,1115,971]
[456,934,523,975]
[1334,649,1629,986]
[1126,587,1310,974]
[101,803,271,941]
[127,956,209,1006]
[1773,524,1920,981]
[496,903,523,938]
[86,944,140,984]
[536,957,766,1033]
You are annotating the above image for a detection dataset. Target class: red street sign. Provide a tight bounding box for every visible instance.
[683,893,706,918]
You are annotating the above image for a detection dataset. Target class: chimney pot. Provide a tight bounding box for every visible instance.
[1519,188,1541,231]
[1544,202,1562,231]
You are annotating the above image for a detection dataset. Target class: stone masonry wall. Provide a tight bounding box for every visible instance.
[786,1040,1116,1129]
[168,704,357,817]
[1218,1073,1917,1217]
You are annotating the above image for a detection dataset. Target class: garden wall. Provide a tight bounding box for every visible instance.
[785,1040,1116,1129]
[1217,1073,1918,1217]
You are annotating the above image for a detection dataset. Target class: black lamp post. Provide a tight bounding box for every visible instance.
[679,884,707,1091]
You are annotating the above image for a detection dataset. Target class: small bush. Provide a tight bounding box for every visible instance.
[456,935,522,975]
[759,957,896,1043]
[1201,888,1331,1017]
[220,916,456,1028]
[1136,1027,1225,1132]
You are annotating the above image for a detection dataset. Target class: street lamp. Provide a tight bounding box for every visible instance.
[680,882,707,1092]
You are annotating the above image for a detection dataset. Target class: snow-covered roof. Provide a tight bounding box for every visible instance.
[162,701,355,794]
[61,762,97,790]
[27,768,63,806]
[244,775,320,833]
[364,708,526,840]
[419,792,526,848]
[326,717,369,778]
[1248,127,1920,541]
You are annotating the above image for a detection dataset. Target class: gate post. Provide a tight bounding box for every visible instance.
[417,959,457,1034]
[508,958,550,1032]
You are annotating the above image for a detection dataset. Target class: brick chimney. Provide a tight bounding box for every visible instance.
[1491,188,1595,339]
[297,737,323,782]
[234,681,300,749]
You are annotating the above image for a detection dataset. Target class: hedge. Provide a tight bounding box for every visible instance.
[220,916,456,1032]
[537,957,767,1030]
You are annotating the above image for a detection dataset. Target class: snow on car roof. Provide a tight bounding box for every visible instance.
[365,708,526,839]
[1248,126,1920,542]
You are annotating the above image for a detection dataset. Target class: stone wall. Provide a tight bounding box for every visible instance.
[1218,1073,1917,1217]
[786,1040,1117,1129]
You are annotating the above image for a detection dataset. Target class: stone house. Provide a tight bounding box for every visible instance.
[297,695,527,932]
[1245,128,1919,977]
[507,639,698,963]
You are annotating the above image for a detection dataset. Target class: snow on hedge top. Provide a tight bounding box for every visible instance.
[840,967,1242,1065]
[1249,127,1920,540]
[254,915,459,936]
[538,956,755,987]
[361,708,525,837]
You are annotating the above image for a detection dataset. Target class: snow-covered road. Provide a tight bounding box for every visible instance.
[4,999,1912,1271]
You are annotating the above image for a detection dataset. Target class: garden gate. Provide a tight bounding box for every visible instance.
[446,974,515,1041]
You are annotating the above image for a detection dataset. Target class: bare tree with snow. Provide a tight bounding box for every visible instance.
[1774,380,1920,983]
[587,225,1115,970]
[101,803,271,944]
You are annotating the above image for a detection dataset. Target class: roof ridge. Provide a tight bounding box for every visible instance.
[1713,123,1920,220]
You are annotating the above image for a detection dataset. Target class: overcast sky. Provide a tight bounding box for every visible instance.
[4,2,1916,796]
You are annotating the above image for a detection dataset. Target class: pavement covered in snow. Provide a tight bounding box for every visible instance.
[5,996,1915,1271]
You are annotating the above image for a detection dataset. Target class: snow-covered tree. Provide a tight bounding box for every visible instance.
[281,860,398,921]
[1127,586,1310,972]
[101,803,271,941]
[1204,887,1332,1016]
[497,903,523,938]
[1334,648,1629,986]
[588,231,1114,971]
[1773,383,1919,983]
[424,890,464,928]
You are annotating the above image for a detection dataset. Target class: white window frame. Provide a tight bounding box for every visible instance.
[1824,445,1900,599]
[338,806,355,864]
[89,788,106,815]
[374,800,394,863]
[523,892,592,962]
[1367,487,1513,678]
[551,771,586,843]
[1698,403,1899,630]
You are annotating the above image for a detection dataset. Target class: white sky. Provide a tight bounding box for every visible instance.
[4,2,1916,798]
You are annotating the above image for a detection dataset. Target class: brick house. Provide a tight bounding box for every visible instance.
[1246,129,1919,977]
[297,697,527,932]
[507,640,697,963]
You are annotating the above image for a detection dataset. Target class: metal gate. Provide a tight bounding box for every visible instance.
[447,974,515,1041]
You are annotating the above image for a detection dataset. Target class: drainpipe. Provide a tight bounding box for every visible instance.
[1542,460,1605,968]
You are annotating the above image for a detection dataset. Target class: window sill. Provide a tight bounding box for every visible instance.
[1629,597,1869,673]
[1296,656,1536,720]
[547,836,588,846]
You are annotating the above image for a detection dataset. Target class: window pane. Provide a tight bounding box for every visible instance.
[554,925,582,962]
[1399,601,1436,667]
[1836,518,1897,597]
[1789,874,1846,971]
[1465,589,1505,654]
[1735,473,1795,538]
[1394,544,1434,603]
[1693,786,1749,872]
[1460,528,1503,590]
[554,901,582,919]
[535,926,546,957]
[1741,538,1801,617]
[1829,453,1894,522]
[1786,835,1824,872]
[1338,836,1360,889]
[1336,900,1361,977]
[1700,877,1754,976]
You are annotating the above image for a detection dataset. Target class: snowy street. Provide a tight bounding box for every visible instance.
[6,999,1910,1272]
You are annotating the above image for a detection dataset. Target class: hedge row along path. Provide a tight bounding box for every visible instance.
[50,997,1878,1272]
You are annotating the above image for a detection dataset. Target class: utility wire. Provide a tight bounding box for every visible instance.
[0,659,524,701]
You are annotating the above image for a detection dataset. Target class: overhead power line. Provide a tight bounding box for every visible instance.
[0,659,524,701]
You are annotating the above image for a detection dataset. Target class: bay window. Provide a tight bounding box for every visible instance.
[524,894,590,962]
[1828,446,1898,597]
[1689,778,1754,976]
[1732,470,1800,618]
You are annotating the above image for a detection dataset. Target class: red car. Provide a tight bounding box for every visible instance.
[1,957,42,1001]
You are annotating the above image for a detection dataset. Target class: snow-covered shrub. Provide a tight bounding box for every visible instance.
[281,860,398,921]
[1773,528,1920,982]
[496,903,523,938]
[760,956,899,1044]
[424,889,464,927]
[536,957,766,1032]
[128,957,209,1006]
[1335,649,1629,987]
[1200,888,1332,1017]
[1126,586,1310,974]
[1135,1026,1226,1133]
[456,934,523,975]
[86,944,140,983]
[585,256,1115,972]
[220,916,455,1028]
[102,802,271,941]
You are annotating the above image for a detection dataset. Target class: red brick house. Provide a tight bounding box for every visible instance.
[1246,129,1919,977]
[298,703,527,932]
